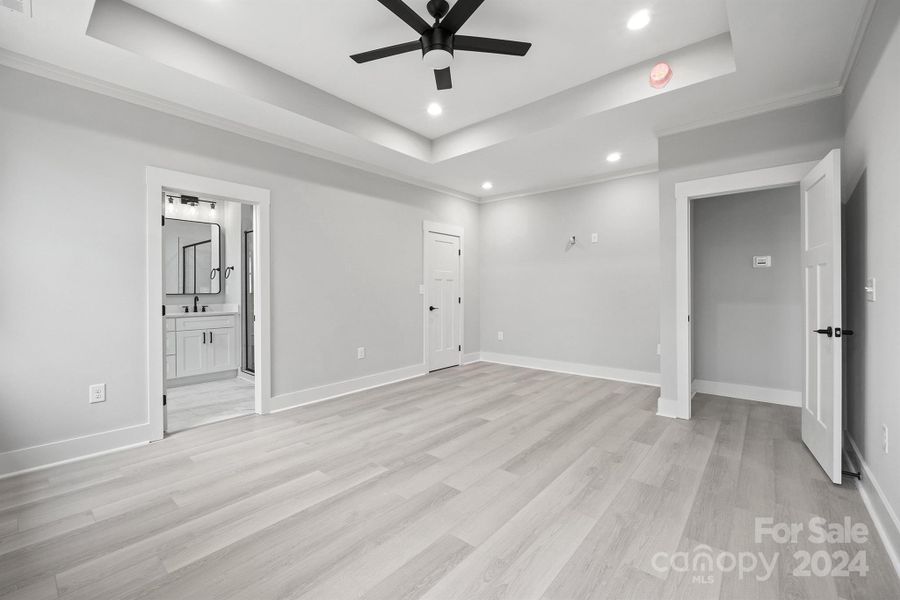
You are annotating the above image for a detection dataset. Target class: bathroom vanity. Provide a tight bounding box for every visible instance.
[165,312,238,383]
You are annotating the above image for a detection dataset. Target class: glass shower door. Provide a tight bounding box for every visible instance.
[243,230,255,373]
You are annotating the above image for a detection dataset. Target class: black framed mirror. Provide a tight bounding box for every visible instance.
[164,219,222,295]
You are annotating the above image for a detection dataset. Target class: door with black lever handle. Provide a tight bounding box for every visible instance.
[813,326,855,338]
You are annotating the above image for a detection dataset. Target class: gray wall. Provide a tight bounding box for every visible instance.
[0,66,479,455]
[479,173,660,376]
[657,96,845,408]
[843,0,900,547]
[691,186,801,390]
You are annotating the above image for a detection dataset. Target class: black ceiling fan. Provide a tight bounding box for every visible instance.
[351,0,532,90]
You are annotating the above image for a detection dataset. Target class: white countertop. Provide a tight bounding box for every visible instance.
[166,311,239,318]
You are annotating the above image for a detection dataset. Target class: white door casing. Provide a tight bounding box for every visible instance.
[800,149,843,484]
[424,225,462,372]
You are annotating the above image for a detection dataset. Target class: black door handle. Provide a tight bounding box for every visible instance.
[429,306,439,311]
[203,331,207,344]
[813,327,833,338]
[209,331,213,343]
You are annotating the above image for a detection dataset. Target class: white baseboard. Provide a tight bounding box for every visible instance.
[0,423,151,480]
[846,435,900,580]
[462,352,482,365]
[478,352,660,387]
[656,396,690,420]
[269,363,428,413]
[692,379,801,407]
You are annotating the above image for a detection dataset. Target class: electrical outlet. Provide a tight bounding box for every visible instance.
[418,284,425,295]
[357,347,366,360]
[883,425,889,454]
[89,383,106,404]
[591,233,599,244]
[497,331,504,341]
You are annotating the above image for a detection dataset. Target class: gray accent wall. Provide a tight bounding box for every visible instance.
[479,173,660,376]
[0,66,479,456]
[843,0,900,554]
[691,186,802,391]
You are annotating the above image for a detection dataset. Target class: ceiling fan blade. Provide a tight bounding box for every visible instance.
[434,67,452,90]
[454,35,531,56]
[376,0,431,35]
[440,0,485,33]
[351,40,421,63]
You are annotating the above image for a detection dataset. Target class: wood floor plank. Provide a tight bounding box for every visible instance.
[0,364,896,600]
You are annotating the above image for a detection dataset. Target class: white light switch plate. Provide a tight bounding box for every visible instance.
[591,233,599,244]
[357,347,365,359]
[866,278,876,302]
[89,383,106,404]
[497,331,504,341]
[419,284,425,295]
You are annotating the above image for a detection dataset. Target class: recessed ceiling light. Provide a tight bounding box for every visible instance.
[481,181,494,191]
[606,152,622,163]
[427,102,443,117]
[627,9,651,31]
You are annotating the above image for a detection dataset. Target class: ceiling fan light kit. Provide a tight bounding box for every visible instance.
[350,0,532,90]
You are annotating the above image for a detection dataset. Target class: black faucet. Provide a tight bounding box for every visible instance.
[193,295,200,312]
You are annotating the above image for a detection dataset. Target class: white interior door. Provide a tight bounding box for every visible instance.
[426,231,461,371]
[801,149,843,484]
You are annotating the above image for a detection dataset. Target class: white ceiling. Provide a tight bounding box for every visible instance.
[121,0,730,138]
[0,0,873,200]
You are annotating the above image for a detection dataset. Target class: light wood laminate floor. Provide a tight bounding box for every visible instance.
[0,363,897,599]
[166,378,255,433]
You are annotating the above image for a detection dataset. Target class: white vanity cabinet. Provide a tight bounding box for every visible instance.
[166,313,238,381]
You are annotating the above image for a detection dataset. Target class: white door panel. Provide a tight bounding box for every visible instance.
[426,231,461,371]
[801,149,842,484]
[208,327,236,372]
[175,329,206,378]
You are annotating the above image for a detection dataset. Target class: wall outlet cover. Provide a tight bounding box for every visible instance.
[357,347,366,359]
[89,383,106,404]
[497,331,504,341]
[752,256,772,268]
[591,233,599,244]
[866,278,876,302]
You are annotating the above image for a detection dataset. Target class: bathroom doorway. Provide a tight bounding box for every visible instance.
[147,167,271,440]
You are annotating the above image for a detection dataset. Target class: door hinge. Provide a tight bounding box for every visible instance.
[162,304,166,316]
[458,249,461,256]
[163,394,167,406]
[161,215,166,226]
[458,297,461,304]
[458,345,461,351]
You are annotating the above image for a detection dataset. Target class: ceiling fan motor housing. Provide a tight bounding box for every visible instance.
[421,27,454,68]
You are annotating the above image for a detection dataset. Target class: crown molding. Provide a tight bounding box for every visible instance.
[478,165,660,204]
[840,0,877,89]
[654,83,843,139]
[0,49,479,204]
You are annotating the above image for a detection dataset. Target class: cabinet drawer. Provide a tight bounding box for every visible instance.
[175,315,236,331]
